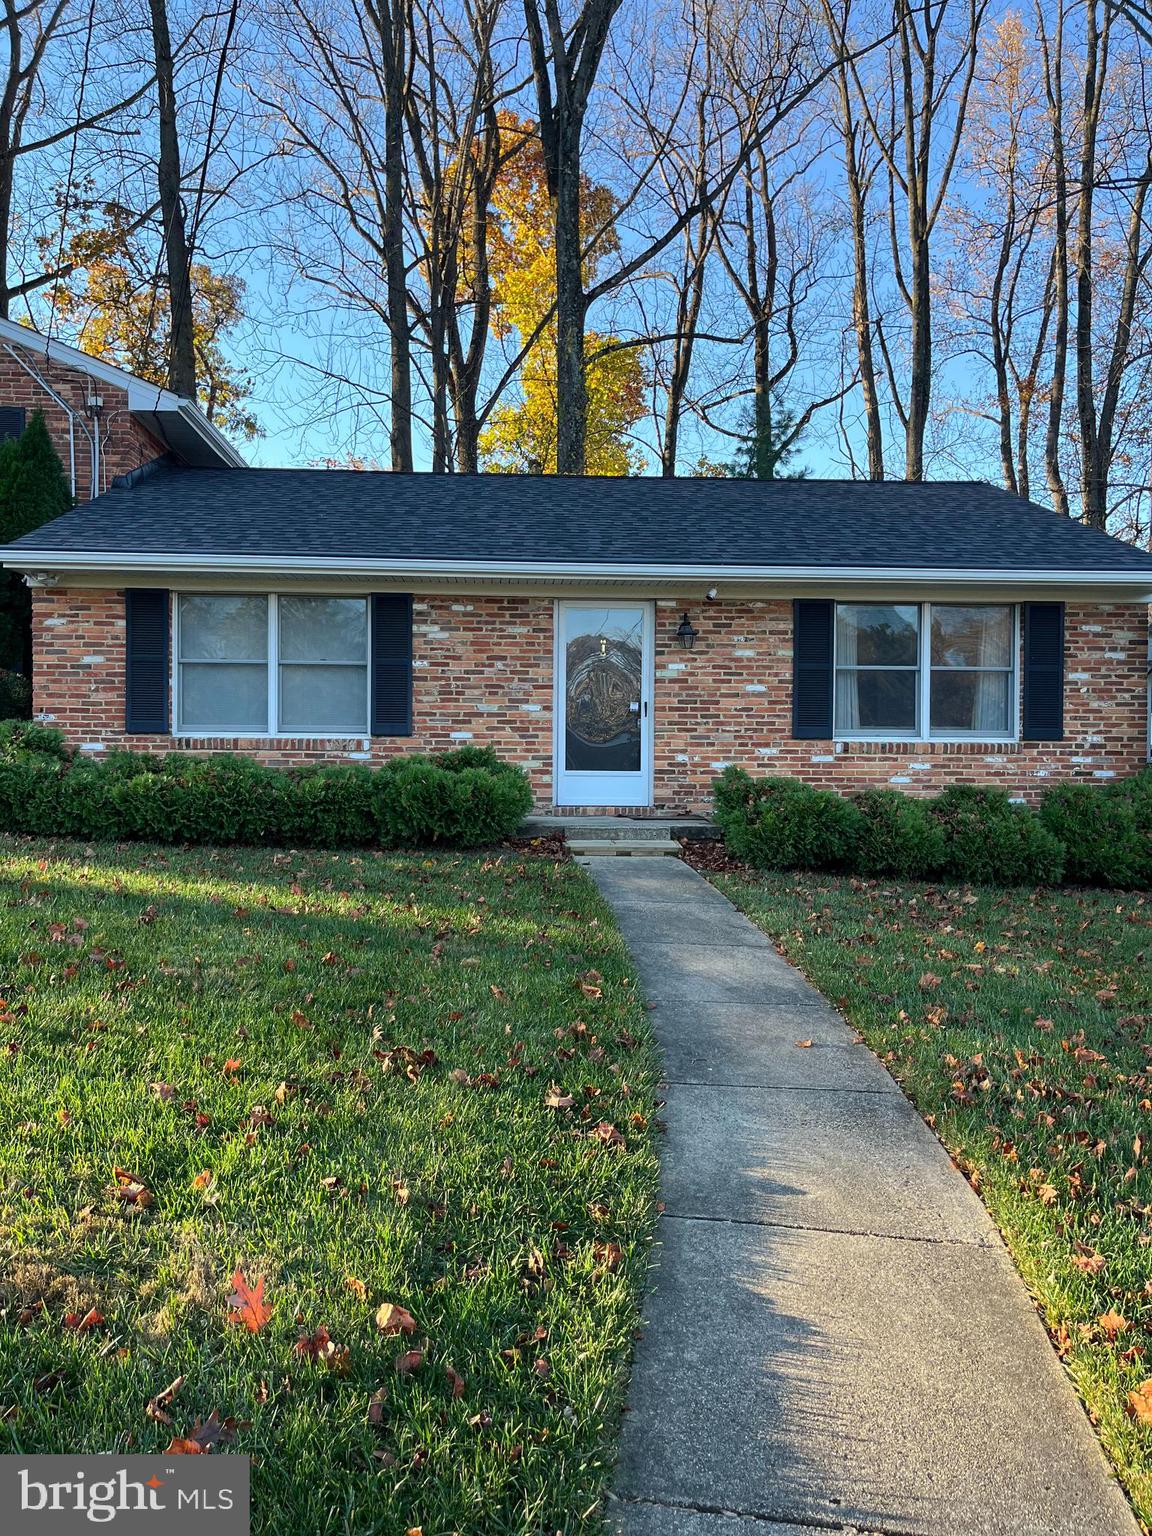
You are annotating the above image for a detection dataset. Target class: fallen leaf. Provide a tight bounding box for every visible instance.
[593,1240,624,1273]
[146,1375,185,1425]
[393,1349,423,1376]
[793,1039,813,1050]
[375,1302,416,1336]
[590,1121,625,1149]
[226,1269,271,1334]
[1099,1309,1129,1340]
[295,1324,331,1360]
[1072,1250,1108,1276]
[62,1307,104,1334]
[345,1275,368,1302]
[191,1170,213,1191]
[444,1363,466,1399]
[1127,1381,1152,1425]
[107,1168,153,1208]
[544,1084,574,1109]
[165,1410,241,1455]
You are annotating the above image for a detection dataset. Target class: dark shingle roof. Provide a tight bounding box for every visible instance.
[7,464,1152,573]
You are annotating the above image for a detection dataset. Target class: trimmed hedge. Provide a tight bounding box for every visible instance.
[714,766,1152,889]
[0,730,533,849]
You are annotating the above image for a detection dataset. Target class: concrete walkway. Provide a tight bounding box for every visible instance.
[584,857,1139,1536]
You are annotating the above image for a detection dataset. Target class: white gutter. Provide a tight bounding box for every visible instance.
[3,547,1152,592]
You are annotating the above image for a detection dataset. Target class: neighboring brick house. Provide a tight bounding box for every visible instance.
[0,316,243,500]
[2,440,1149,812]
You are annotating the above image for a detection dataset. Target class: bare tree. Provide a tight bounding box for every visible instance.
[947,12,1057,498]
[823,0,883,477]
[846,0,986,480]
[1036,0,1070,514]
[0,0,155,317]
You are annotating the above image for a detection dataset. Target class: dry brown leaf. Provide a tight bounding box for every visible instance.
[146,1375,185,1425]
[108,1168,153,1208]
[1099,1309,1129,1340]
[1126,1381,1152,1425]
[375,1302,416,1336]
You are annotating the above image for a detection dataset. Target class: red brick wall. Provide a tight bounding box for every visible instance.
[31,591,556,801]
[0,342,165,498]
[29,588,1150,811]
[651,597,1149,808]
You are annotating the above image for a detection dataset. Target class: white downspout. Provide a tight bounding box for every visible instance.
[2,343,95,499]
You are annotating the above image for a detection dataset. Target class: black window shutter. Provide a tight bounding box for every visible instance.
[792,599,835,739]
[125,588,170,733]
[371,593,413,736]
[1022,602,1065,740]
[0,407,26,443]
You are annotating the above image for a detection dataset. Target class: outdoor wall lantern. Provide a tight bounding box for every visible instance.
[675,612,699,650]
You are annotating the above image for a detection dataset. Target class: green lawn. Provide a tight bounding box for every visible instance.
[0,837,660,1534]
[706,864,1152,1525]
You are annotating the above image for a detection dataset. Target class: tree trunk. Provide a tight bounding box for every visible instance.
[1036,13,1069,514]
[380,0,413,473]
[523,0,621,476]
[827,25,883,479]
[552,117,587,474]
[1075,0,1107,527]
[660,220,707,476]
[846,144,883,479]
[148,0,197,401]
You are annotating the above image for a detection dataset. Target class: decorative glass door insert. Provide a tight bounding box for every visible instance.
[555,602,653,807]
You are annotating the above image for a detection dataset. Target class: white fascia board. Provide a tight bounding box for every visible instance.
[171,400,247,468]
[3,547,1152,595]
[0,316,164,398]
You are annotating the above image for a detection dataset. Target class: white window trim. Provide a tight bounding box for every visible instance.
[173,592,372,740]
[833,601,1020,744]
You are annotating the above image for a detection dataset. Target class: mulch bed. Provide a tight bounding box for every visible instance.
[676,836,748,875]
[502,832,571,860]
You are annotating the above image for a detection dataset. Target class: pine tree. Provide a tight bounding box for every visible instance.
[725,396,809,480]
[0,412,73,691]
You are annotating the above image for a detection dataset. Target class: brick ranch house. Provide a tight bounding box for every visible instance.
[0,321,1150,813]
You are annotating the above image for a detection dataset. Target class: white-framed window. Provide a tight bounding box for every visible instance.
[834,602,1017,741]
[175,594,370,736]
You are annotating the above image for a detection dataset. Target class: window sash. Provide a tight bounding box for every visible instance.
[176,594,370,737]
[833,603,1017,741]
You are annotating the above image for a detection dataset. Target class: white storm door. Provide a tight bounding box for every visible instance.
[554,601,653,807]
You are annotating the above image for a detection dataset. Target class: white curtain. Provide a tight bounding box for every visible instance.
[834,609,861,730]
[972,609,1008,733]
